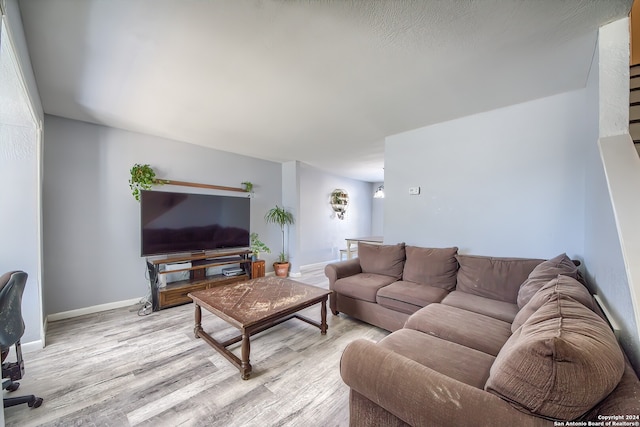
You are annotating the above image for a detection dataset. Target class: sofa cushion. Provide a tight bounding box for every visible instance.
[358,242,406,280]
[583,362,640,420]
[405,304,512,356]
[333,273,398,303]
[485,294,625,420]
[378,328,495,389]
[376,281,449,314]
[440,290,519,323]
[402,246,459,290]
[511,274,594,332]
[516,253,579,308]
[456,255,544,303]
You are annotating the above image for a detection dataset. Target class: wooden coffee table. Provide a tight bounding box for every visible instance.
[188,276,331,379]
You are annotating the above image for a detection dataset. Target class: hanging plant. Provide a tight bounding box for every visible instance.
[129,164,164,201]
[330,189,349,220]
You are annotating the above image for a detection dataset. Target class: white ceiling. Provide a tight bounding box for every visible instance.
[17,0,632,182]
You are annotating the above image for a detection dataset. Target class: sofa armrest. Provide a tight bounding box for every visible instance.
[324,258,362,289]
[340,339,551,427]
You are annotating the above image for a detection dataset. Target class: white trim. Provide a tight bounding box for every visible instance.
[47,298,141,322]
[300,260,332,271]
[37,120,45,347]
[6,339,43,357]
[594,294,621,339]
[18,339,43,354]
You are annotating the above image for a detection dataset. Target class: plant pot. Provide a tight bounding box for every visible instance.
[273,262,290,277]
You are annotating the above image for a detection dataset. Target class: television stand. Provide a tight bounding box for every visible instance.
[146,250,256,311]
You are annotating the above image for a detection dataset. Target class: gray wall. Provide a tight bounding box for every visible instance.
[297,162,374,265]
[0,123,40,344]
[42,115,282,315]
[385,89,588,259]
[384,19,639,372]
[371,181,384,236]
[1,0,43,346]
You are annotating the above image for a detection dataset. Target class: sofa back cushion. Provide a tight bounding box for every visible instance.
[511,274,594,332]
[358,242,406,280]
[402,246,459,290]
[517,253,579,308]
[455,255,544,303]
[486,294,625,420]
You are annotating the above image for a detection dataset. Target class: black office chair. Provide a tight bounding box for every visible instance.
[1,271,43,409]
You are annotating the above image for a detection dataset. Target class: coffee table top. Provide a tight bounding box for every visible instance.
[188,276,331,328]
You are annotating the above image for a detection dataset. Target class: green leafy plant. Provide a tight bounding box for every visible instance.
[264,205,294,263]
[331,191,347,205]
[129,164,164,201]
[241,181,254,192]
[250,232,270,257]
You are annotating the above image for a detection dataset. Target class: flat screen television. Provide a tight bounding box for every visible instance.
[140,190,250,257]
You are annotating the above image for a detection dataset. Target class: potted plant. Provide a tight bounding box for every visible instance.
[250,232,270,261]
[264,205,295,277]
[241,181,254,193]
[129,164,165,201]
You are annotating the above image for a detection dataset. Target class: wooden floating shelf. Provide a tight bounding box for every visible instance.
[155,178,247,193]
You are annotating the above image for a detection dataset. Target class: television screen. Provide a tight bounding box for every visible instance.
[140,190,250,256]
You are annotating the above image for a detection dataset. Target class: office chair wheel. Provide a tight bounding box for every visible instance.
[28,397,43,408]
[6,382,19,392]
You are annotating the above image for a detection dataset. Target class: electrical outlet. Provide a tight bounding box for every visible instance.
[409,186,420,195]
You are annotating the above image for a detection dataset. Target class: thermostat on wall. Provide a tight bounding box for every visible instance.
[409,186,420,195]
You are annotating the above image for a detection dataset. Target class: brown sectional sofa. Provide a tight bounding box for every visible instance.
[324,243,640,426]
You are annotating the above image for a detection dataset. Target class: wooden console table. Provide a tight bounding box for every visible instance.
[251,260,265,278]
[146,250,255,311]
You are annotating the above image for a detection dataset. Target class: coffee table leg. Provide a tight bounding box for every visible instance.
[240,330,252,380]
[320,297,328,335]
[194,303,202,339]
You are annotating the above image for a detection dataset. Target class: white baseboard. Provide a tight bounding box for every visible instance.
[301,260,332,270]
[7,339,43,357]
[20,339,44,353]
[47,297,141,322]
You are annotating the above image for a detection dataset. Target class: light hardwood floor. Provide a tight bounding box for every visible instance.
[3,264,388,427]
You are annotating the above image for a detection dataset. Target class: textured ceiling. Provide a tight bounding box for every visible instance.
[17,0,632,182]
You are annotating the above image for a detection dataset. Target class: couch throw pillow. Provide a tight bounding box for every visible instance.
[486,294,624,421]
[517,253,578,308]
[402,246,458,290]
[456,255,544,303]
[511,274,595,333]
[358,242,406,280]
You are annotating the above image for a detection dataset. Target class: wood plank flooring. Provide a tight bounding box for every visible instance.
[3,264,388,427]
